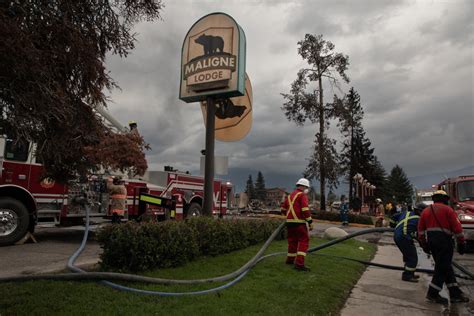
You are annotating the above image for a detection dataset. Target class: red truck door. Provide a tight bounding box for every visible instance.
[0,138,31,188]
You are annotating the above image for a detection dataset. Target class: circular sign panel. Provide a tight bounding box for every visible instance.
[201,74,253,142]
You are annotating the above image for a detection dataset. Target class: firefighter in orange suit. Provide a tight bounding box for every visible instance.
[281,178,313,271]
[107,176,127,223]
[375,198,385,227]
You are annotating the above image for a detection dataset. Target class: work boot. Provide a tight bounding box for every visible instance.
[450,292,470,303]
[426,293,449,305]
[285,257,295,264]
[295,265,310,272]
[412,274,420,279]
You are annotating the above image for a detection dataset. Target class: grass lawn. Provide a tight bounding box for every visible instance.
[0,237,376,315]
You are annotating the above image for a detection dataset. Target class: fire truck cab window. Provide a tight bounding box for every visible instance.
[4,138,30,162]
[458,181,474,201]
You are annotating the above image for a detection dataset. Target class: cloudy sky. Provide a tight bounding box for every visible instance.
[105,0,473,191]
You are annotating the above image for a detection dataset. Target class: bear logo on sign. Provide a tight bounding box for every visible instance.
[195,34,224,55]
[215,99,246,119]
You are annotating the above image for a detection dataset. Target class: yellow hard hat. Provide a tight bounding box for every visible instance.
[433,190,448,197]
[128,120,137,125]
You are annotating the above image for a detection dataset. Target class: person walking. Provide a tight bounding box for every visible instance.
[390,203,425,282]
[374,198,385,227]
[418,190,469,304]
[281,178,313,271]
[340,196,349,226]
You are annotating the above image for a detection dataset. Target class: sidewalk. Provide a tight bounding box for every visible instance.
[341,233,454,315]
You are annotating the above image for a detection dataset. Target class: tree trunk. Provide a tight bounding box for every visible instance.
[349,126,354,202]
[318,74,326,211]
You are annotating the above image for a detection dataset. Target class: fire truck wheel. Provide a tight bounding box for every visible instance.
[0,198,30,246]
[186,203,202,218]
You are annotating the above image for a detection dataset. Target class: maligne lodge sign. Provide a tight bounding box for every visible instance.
[180,13,246,103]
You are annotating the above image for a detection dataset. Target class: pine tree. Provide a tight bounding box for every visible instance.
[386,165,414,204]
[254,171,267,201]
[245,175,255,200]
[335,88,376,203]
[282,34,349,210]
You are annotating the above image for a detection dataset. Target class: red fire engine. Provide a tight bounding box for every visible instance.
[436,175,474,244]
[0,109,232,246]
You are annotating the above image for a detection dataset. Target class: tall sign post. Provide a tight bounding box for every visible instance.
[180,13,246,216]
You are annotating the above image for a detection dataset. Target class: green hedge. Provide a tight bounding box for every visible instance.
[97,218,285,272]
[311,210,373,225]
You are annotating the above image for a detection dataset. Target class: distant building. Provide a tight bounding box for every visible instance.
[265,187,287,209]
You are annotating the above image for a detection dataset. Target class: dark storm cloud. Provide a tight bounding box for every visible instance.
[105,0,473,187]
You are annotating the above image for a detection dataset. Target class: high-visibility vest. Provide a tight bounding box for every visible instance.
[284,190,311,224]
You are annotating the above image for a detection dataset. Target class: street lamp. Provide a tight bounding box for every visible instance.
[362,179,368,209]
[353,173,363,199]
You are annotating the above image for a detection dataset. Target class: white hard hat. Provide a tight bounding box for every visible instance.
[296,178,310,188]
[375,198,382,203]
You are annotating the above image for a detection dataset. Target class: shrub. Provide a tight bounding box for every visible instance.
[311,210,373,225]
[97,218,284,272]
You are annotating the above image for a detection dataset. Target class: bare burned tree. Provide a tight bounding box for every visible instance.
[0,1,163,182]
[282,34,349,210]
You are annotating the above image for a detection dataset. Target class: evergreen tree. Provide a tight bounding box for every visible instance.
[386,165,414,204]
[254,171,267,201]
[245,175,255,200]
[282,34,349,210]
[335,88,375,203]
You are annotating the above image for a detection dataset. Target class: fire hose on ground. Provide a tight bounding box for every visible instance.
[0,205,472,296]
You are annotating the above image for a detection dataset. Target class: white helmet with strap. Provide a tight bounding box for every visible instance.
[296,178,310,188]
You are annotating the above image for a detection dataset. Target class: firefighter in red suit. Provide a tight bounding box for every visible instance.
[281,178,313,271]
[418,190,469,304]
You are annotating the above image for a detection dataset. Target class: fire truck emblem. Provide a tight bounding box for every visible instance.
[40,177,55,189]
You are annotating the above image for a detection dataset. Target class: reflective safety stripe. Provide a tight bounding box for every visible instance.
[302,207,309,211]
[287,192,302,222]
[111,194,127,199]
[111,209,125,215]
[305,217,312,221]
[430,283,442,291]
[296,251,306,257]
[287,253,297,257]
[405,266,417,271]
[426,227,452,235]
[139,195,162,205]
[446,283,458,288]
[395,212,419,235]
[286,219,307,223]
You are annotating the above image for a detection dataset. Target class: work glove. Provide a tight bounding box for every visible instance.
[457,242,466,255]
[419,240,430,255]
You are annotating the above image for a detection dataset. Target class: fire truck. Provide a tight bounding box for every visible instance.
[0,108,232,246]
[436,175,474,245]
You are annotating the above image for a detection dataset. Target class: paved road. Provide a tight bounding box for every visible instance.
[0,225,101,277]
